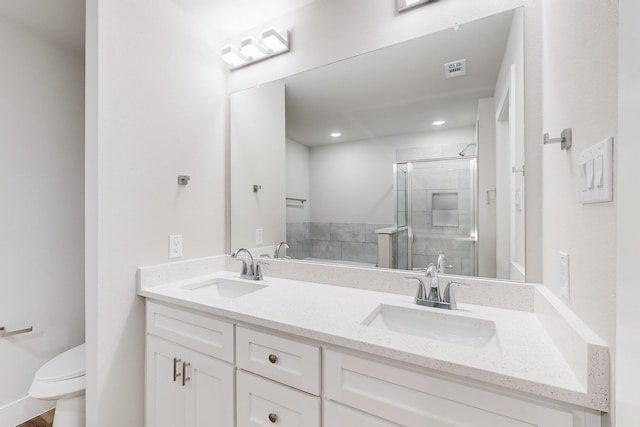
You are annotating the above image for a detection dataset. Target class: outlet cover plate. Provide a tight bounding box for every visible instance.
[169,234,183,258]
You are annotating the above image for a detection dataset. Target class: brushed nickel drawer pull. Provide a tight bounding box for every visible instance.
[268,413,278,423]
[182,362,191,386]
[173,358,182,381]
[268,354,278,364]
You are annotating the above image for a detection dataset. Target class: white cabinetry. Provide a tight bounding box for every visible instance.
[145,301,235,427]
[324,349,600,427]
[236,326,321,427]
[237,370,320,427]
[144,300,601,427]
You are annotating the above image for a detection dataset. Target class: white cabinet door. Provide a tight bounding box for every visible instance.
[324,349,576,427]
[183,345,235,427]
[146,335,187,427]
[146,335,235,427]
[324,399,402,427]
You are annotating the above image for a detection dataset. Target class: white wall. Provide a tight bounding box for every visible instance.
[85,0,227,424]
[494,8,526,281]
[309,127,475,224]
[230,81,286,250]
[541,0,617,424]
[286,139,311,223]
[225,0,543,281]
[0,16,84,425]
[616,0,640,423]
[477,98,496,278]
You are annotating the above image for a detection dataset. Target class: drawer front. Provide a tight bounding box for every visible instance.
[324,349,574,427]
[237,370,320,427]
[146,300,234,363]
[324,399,402,427]
[236,326,320,395]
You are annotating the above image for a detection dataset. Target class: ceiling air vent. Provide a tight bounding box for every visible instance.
[444,59,466,79]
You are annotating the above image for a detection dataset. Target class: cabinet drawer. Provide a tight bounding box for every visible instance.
[236,326,320,395]
[324,349,574,427]
[237,370,320,427]
[324,399,402,427]
[146,301,234,363]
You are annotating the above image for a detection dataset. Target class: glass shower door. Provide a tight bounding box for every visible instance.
[394,163,409,271]
[396,158,477,274]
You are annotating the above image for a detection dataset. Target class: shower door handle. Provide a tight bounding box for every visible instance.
[0,325,33,337]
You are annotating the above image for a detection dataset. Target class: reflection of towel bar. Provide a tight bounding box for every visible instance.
[286,197,307,207]
[0,325,33,338]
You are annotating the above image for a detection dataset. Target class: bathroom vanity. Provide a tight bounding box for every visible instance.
[138,256,607,427]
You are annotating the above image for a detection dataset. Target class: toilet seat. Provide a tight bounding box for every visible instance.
[29,344,86,400]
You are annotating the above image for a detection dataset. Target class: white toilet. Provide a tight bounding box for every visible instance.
[28,344,86,427]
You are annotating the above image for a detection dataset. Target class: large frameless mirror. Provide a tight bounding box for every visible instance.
[230,8,526,281]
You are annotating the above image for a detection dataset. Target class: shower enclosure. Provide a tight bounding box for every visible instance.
[395,157,478,274]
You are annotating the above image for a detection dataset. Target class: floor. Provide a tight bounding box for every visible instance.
[17,409,54,427]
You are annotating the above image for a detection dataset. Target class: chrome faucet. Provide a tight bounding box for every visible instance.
[405,263,468,310]
[274,241,290,259]
[231,248,268,280]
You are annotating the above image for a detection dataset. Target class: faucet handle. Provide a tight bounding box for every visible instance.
[405,277,427,303]
[255,261,269,280]
[232,257,249,275]
[443,281,470,306]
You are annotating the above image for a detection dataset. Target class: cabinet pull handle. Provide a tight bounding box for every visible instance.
[182,362,191,386]
[268,354,278,364]
[268,413,278,423]
[173,358,182,382]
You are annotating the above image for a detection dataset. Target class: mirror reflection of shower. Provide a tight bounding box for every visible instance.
[394,157,478,275]
[458,143,477,157]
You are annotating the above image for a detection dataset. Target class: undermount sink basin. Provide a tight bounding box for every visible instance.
[181,278,267,298]
[363,304,500,351]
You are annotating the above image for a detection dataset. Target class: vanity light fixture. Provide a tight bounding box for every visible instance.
[221,44,249,67]
[222,28,290,71]
[432,120,446,126]
[330,132,342,137]
[240,36,269,60]
[262,27,289,53]
[397,0,439,13]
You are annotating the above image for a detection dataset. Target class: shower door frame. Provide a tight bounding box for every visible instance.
[394,157,478,273]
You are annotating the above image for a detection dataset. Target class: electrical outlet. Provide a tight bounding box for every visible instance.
[559,251,570,299]
[169,234,183,258]
[255,228,263,246]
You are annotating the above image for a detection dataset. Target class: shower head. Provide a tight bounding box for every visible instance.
[458,143,477,157]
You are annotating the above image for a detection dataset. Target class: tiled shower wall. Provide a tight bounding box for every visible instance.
[286,222,393,265]
[410,160,475,276]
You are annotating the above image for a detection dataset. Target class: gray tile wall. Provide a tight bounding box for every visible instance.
[286,222,392,266]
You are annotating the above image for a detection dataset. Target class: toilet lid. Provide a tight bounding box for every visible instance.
[35,344,85,382]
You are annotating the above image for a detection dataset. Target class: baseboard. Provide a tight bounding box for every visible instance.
[0,395,54,426]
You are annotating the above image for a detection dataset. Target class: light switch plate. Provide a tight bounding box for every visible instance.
[169,234,183,258]
[255,228,263,246]
[577,137,613,204]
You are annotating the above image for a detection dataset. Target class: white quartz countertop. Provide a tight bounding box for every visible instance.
[138,267,608,412]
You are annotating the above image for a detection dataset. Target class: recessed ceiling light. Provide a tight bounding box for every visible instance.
[330,132,342,137]
[432,120,446,126]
